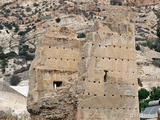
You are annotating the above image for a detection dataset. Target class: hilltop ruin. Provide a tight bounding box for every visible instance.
[27,1,139,119]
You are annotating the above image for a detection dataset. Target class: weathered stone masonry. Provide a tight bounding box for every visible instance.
[27,10,139,120]
[77,22,139,120]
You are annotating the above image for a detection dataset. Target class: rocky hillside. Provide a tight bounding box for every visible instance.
[132,4,160,90]
[0,0,160,119]
[0,0,159,108]
[0,0,131,82]
[0,0,159,90]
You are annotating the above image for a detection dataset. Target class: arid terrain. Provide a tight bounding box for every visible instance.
[0,0,160,120]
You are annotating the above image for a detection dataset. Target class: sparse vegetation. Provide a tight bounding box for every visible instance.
[3,22,12,30]
[33,3,39,7]
[136,44,140,51]
[152,59,160,67]
[10,75,21,86]
[0,60,7,73]
[5,51,17,59]
[26,7,32,12]
[139,87,160,112]
[55,18,61,23]
[0,51,17,73]
[157,27,160,38]
[146,38,160,52]
[139,88,149,100]
[18,27,32,36]
[13,23,19,33]
[77,33,86,38]
[19,45,34,60]
[145,27,160,52]
[150,87,160,100]
[0,51,17,60]
[110,0,114,5]
[0,25,3,30]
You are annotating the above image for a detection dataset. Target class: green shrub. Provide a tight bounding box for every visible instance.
[140,42,147,47]
[139,100,150,112]
[77,33,86,38]
[19,45,34,60]
[3,22,12,30]
[55,18,61,23]
[25,27,32,33]
[18,31,26,36]
[5,51,17,59]
[154,39,160,52]
[26,7,32,12]
[0,60,7,73]
[10,75,21,86]
[18,27,32,36]
[25,54,34,60]
[0,53,6,59]
[146,38,160,52]
[36,13,43,22]
[152,59,160,67]
[33,3,39,7]
[22,45,29,51]
[150,87,160,100]
[157,27,160,38]
[13,23,19,33]
[136,44,140,51]
[110,0,114,5]
[0,25,3,30]
[138,88,150,101]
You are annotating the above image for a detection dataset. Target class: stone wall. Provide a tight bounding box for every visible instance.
[77,22,139,120]
[27,2,139,120]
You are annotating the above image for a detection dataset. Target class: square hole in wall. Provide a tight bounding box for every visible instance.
[53,81,62,89]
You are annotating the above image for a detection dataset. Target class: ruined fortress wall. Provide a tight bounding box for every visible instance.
[27,4,139,119]
[28,26,83,102]
[77,22,139,120]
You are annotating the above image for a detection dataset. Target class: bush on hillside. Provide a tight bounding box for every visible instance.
[138,88,150,101]
[157,27,160,38]
[33,3,39,7]
[10,75,21,86]
[77,33,86,38]
[26,7,32,12]
[152,59,160,68]
[146,38,160,52]
[150,87,160,100]
[55,18,61,23]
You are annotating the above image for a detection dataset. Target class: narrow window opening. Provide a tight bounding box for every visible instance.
[53,81,62,90]
[104,70,108,82]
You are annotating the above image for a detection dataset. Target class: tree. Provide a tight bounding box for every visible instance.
[139,100,149,112]
[138,88,150,100]
[150,87,160,100]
